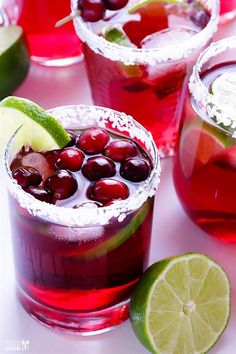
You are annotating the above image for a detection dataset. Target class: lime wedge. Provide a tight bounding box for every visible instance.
[130,253,231,354]
[178,121,226,179]
[103,26,134,48]
[128,0,183,14]
[210,72,236,125]
[0,96,70,153]
[103,26,143,78]
[0,26,30,99]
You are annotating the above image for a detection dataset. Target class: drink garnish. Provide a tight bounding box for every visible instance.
[208,72,236,133]
[0,96,70,153]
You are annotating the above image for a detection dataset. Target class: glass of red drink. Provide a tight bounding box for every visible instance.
[173,37,236,243]
[220,0,236,23]
[15,0,83,66]
[3,104,160,333]
[72,0,219,157]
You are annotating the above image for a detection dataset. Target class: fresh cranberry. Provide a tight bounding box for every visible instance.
[76,127,110,154]
[89,178,129,204]
[82,156,116,181]
[12,166,42,188]
[120,157,151,182]
[56,148,84,171]
[45,170,78,200]
[103,139,139,162]
[77,0,106,22]
[104,0,128,10]
[26,186,52,203]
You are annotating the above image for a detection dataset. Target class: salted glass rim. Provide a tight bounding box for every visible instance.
[189,36,236,136]
[71,0,219,65]
[4,104,161,227]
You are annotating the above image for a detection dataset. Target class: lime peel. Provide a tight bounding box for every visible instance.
[130,253,231,354]
[208,72,236,132]
[0,96,70,153]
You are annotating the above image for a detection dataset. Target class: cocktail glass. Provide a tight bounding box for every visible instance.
[72,0,219,157]
[3,104,160,333]
[15,0,83,66]
[173,37,236,243]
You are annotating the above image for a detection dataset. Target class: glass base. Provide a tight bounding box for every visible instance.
[31,54,84,67]
[16,285,130,335]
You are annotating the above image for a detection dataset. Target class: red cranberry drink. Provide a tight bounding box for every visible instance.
[173,37,236,243]
[16,0,82,65]
[72,0,218,157]
[2,97,160,333]
[220,0,236,23]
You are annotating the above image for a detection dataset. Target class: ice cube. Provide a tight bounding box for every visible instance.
[141,26,197,49]
[49,224,104,242]
[22,152,54,180]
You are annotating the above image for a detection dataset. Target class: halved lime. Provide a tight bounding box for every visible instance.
[210,72,236,126]
[0,96,70,153]
[0,26,30,99]
[130,253,231,354]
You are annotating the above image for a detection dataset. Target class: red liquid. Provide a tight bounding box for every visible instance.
[220,0,236,15]
[173,62,236,242]
[17,0,82,64]
[9,129,154,332]
[84,0,211,156]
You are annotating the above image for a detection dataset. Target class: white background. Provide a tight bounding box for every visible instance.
[0,9,236,354]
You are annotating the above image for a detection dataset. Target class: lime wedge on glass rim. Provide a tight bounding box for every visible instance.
[130,253,231,354]
[0,96,70,154]
[0,26,30,99]
[210,72,236,129]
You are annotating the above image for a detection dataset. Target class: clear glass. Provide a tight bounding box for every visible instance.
[14,0,83,66]
[72,0,219,158]
[220,0,236,24]
[173,37,236,243]
[4,104,161,334]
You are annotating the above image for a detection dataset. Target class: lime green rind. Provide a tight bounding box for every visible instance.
[128,0,185,14]
[130,253,231,354]
[1,96,70,148]
[0,27,30,99]
[103,27,133,48]
[75,198,153,260]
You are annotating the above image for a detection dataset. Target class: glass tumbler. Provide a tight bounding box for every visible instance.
[4,104,160,333]
[72,0,219,157]
[173,37,236,243]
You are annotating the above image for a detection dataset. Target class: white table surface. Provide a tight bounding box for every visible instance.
[1,17,236,354]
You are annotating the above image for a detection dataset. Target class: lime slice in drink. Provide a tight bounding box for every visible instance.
[179,120,226,179]
[0,96,70,153]
[210,72,236,126]
[103,26,135,48]
[103,26,143,78]
[130,253,231,354]
[0,26,30,99]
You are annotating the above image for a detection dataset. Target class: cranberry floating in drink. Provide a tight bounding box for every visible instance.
[173,37,236,243]
[71,0,219,157]
[3,98,160,333]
